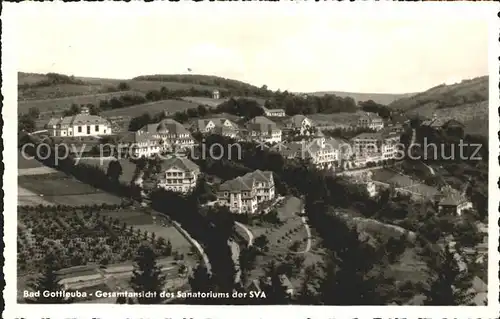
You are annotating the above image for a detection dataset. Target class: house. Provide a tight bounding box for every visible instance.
[284,114,315,135]
[47,110,112,137]
[351,130,401,165]
[156,155,200,193]
[437,184,473,216]
[138,119,195,149]
[212,90,220,99]
[217,170,275,214]
[246,116,282,144]
[261,106,286,117]
[281,135,344,171]
[192,118,239,138]
[118,131,165,158]
[357,112,384,131]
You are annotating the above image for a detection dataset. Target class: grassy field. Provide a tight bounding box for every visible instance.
[78,158,137,184]
[19,91,145,116]
[18,150,47,169]
[18,172,124,206]
[308,112,363,127]
[78,76,221,92]
[101,99,200,118]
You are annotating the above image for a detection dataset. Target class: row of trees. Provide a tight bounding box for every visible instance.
[18,73,85,90]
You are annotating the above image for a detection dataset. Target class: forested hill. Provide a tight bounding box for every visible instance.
[306,91,414,106]
[133,74,270,97]
[389,75,489,136]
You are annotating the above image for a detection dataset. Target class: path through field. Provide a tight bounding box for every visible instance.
[235,221,254,246]
[18,186,54,206]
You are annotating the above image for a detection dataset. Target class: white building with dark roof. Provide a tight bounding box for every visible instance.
[217,170,275,214]
[118,131,167,158]
[246,116,282,144]
[47,112,112,137]
[138,119,195,149]
[357,112,384,131]
[284,114,315,135]
[192,118,239,138]
[261,106,286,117]
[156,156,200,193]
[281,135,344,170]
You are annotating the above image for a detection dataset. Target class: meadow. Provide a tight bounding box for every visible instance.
[101,99,200,118]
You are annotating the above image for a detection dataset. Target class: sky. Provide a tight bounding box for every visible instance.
[9,2,492,94]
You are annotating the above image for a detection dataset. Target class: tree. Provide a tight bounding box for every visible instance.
[26,253,70,304]
[253,235,269,252]
[107,160,123,183]
[18,114,36,133]
[188,264,215,303]
[423,245,474,305]
[28,107,40,119]
[118,82,131,91]
[129,244,166,304]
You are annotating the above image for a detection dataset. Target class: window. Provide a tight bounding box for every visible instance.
[87,126,91,134]
[78,126,82,133]
[95,125,99,132]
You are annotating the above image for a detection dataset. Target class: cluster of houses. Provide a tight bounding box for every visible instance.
[45,101,473,216]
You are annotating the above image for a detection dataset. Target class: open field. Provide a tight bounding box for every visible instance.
[19,91,145,116]
[308,112,364,128]
[18,172,124,206]
[18,150,48,170]
[181,96,224,108]
[79,76,221,92]
[101,99,199,118]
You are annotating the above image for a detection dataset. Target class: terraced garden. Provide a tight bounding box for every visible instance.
[17,206,190,275]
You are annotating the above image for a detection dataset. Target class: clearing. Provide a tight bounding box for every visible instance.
[101,99,200,118]
[18,172,124,206]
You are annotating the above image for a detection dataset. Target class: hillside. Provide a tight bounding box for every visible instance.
[389,76,489,136]
[133,74,265,94]
[17,72,223,101]
[306,91,414,105]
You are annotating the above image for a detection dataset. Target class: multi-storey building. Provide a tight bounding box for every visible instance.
[156,156,200,193]
[357,112,384,131]
[119,131,164,158]
[246,116,282,144]
[217,170,275,214]
[138,119,195,149]
[285,114,315,135]
[192,118,239,138]
[47,110,112,137]
[351,130,401,165]
[281,135,344,170]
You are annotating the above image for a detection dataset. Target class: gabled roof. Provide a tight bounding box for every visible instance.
[160,156,199,172]
[47,114,110,127]
[119,131,158,144]
[288,114,312,127]
[218,170,273,192]
[195,117,238,132]
[247,116,280,133]
[140,119,190,135]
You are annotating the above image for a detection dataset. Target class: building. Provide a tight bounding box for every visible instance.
[217,170,275,214]
[284,114,315,135]
[156,156,200,193]
[437,184,473,216]
[118,131,165,158]
[138,119,195,149]
[192,118,239,138]
[357,112,384,131]
[351,130,401,165]
[47,111,112,137]
[281,135,344,171]
[261,106,286,117]
[212,90,220,99]
[246,116,282,144]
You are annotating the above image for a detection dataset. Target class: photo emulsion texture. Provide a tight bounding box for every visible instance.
[16,12,490,306]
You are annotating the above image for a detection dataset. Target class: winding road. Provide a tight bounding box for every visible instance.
[235,221,254,246]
